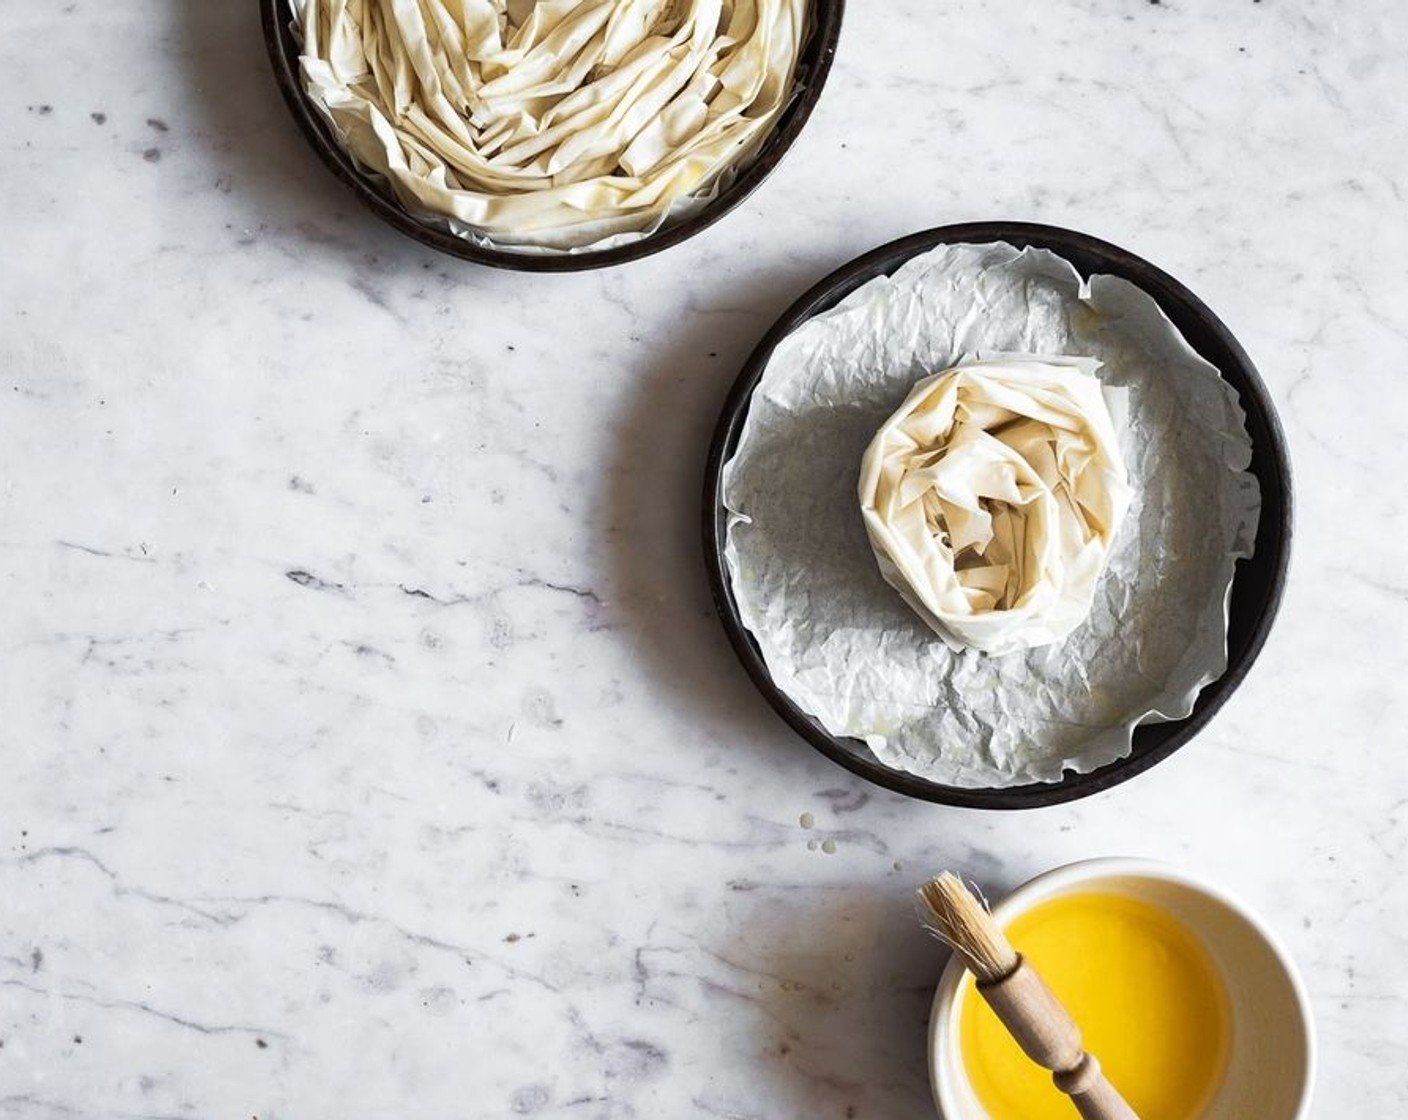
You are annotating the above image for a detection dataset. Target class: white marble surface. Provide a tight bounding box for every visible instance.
[1,1,1405,1116]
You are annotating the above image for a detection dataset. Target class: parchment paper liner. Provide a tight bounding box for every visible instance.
[721,241,1261,787]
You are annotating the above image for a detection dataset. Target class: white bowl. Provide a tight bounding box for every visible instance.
[928,858,1316,1119]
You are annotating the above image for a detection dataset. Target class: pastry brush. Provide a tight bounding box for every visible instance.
[917,872,1139,1120]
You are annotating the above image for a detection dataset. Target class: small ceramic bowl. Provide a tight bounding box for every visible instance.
[260,0,844,272]
[702,221,1292,808]
[929,859,1316,1120]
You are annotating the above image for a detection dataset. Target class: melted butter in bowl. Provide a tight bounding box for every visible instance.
[958,891,1231,1120]
[929,859,1315,1120]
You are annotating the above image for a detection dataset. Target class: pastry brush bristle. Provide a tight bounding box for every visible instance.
[916,872,1019,983]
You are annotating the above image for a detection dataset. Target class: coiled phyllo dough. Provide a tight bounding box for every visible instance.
[293,0,808,250]
[858,356,1132,655]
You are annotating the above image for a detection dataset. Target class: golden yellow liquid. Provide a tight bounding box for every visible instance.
[957,891,1231,1120]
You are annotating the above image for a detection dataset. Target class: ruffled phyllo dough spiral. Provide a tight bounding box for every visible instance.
[859,356,1132,655]
[293,0,808,249]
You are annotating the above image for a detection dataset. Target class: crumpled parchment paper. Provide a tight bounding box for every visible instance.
[290,0,807,253]
[722,241,1261,787]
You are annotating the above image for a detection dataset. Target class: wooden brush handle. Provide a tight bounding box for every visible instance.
[979,956,1140,1120]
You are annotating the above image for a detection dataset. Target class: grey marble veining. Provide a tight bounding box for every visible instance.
[1,1,1405,1117]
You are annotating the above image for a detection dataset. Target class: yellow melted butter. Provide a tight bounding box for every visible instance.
[957,891,1231,1120]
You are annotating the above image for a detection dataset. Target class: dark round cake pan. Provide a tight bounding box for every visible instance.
[260,0,844,272]
[702,221,1293,809]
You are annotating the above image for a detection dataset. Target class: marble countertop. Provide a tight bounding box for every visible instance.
[2,2,1405,1116]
